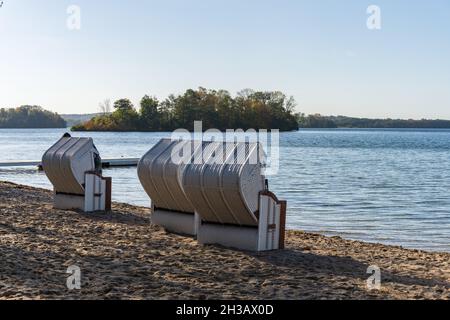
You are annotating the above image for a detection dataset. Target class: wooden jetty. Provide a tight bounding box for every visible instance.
[0,158,139,170]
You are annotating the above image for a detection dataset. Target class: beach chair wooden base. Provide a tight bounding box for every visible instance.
[53,173,111,213]
[197,223,260,251]
[196,191,286,252]
[151,206,200,236]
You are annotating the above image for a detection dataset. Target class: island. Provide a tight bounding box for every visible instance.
[0,106,66,129]
[71,88,300,132]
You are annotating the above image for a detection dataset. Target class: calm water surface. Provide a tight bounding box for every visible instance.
[1,128,449,252]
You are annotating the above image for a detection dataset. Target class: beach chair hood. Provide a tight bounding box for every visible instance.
[137,138,196,214]
[42,133,102,195]
[182,141,266,227]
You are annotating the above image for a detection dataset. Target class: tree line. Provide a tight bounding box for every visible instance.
[299,114,450,129]
[0,106,66,128]
[72,88,300,132]
[6,97,447,131]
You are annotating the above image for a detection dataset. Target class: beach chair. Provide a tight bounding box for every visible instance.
[182,140,286,251]
[42,133,112,212]
[138,139,199,236]
[138,138,286,251]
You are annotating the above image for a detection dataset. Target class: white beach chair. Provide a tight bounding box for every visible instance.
[138,138,286,251]
[138,139,199,236]
[42,133,112,212]
[183,140,286,251]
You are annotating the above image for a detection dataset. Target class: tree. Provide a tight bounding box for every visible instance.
[98,99,111,114]
[111,98,139,131]
[140,95,160,130]
[113,98,134,111]
[158,95,176,130]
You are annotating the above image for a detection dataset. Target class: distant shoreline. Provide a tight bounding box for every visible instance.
[298,115,450,129]
[299,126,450,129]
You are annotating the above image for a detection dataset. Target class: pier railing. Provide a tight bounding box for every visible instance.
[0,158,139,170]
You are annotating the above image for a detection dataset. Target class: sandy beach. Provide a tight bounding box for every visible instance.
[0,181,449,300]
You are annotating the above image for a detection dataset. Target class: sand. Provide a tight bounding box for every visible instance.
[0,181,449,300]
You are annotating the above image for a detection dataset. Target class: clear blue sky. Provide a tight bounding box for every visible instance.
[1,0,449,119]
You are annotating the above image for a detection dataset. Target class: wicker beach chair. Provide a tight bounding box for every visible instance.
[138,138,286,251]
[42,133,112,212]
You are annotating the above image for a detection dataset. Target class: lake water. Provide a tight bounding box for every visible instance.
[1,128,449,253]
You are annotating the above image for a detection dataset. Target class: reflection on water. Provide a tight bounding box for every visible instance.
[1,128,450,252]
